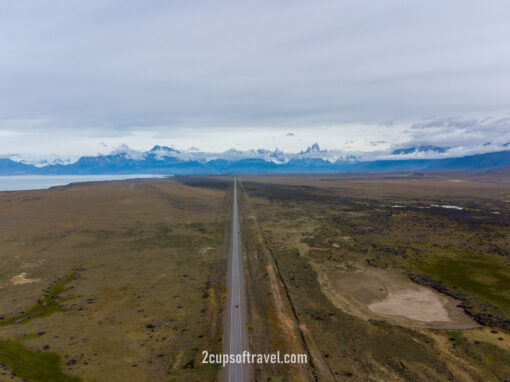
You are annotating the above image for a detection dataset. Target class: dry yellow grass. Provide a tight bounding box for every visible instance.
[0,178,229,381]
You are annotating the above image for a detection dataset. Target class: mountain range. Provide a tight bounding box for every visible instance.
[1,144,509,175]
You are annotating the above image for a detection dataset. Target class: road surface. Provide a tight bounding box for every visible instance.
[223,179,249,381]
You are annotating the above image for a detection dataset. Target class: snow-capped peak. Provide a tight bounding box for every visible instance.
[149,145,180,154]
[148,145,181,160]
[110,144,144,160]
[8,154,75,167]
[6,142,354,166]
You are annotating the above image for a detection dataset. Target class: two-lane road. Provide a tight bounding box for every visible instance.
[223,179,249,382]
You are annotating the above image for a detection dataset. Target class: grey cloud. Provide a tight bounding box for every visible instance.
[394,116,510,157]
[0,0,509,154]
[369,140,387,146]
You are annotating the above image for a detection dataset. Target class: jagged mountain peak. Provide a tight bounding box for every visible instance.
[301,142,325,154]
[1,146,509,175]
[149,145,180,153]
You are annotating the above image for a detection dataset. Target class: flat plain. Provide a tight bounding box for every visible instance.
[1,171,510,381]
[226,170,510,381]
[0,178,230,381]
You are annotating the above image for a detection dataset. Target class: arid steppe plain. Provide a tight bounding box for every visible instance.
[1,171,510,381]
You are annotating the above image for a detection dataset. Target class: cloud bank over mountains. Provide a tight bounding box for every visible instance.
[6,114,510,166]
[2,143,509,176]
[6,137,510,171]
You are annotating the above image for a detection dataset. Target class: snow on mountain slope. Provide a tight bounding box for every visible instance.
[6,142,510,172]
[91,143,356,164]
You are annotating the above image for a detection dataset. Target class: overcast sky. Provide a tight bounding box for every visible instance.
[1,0,510,159]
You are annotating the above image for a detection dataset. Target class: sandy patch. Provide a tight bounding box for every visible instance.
[314,264,478,329]
[368,289,450,322]
[10,272,41,285]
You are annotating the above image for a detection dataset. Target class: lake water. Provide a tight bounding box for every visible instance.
[0,175,166,192]
[430,204,464,210]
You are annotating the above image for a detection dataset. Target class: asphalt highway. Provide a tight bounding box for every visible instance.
[223,179,249,381]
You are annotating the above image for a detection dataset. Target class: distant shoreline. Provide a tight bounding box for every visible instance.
[0,174,169,192]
